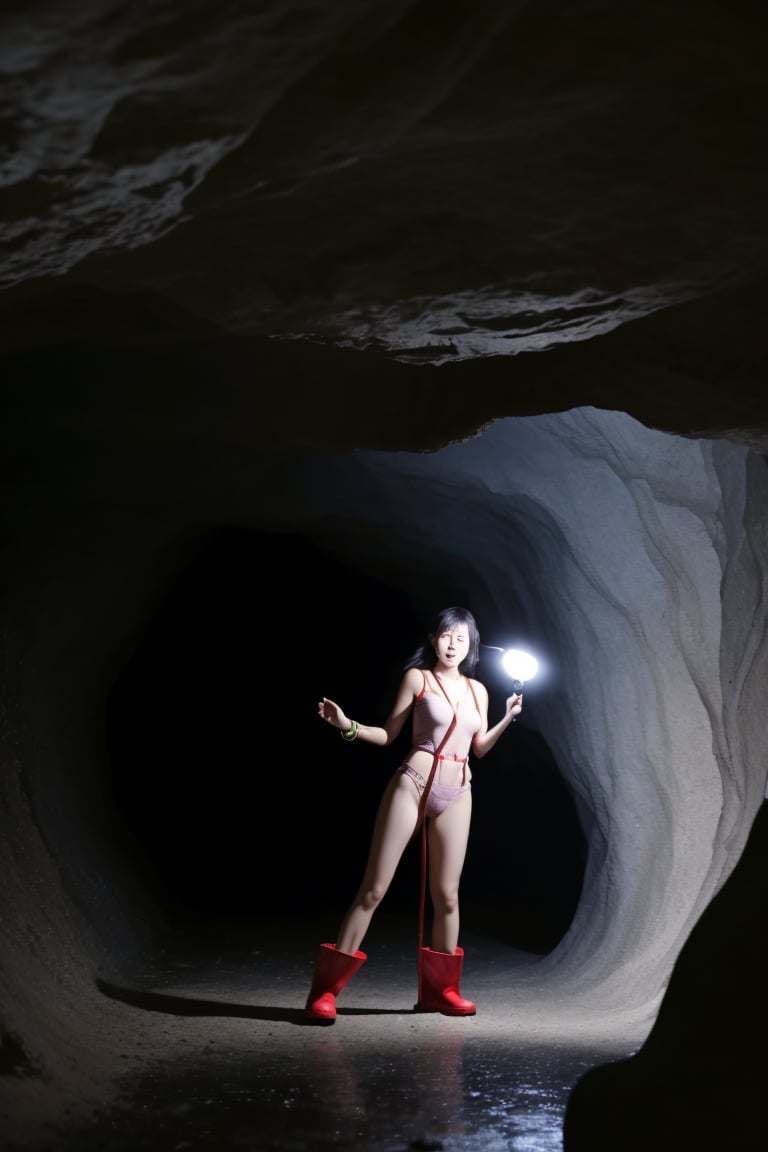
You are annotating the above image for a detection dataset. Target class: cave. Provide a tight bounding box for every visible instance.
[2,4,767,1151]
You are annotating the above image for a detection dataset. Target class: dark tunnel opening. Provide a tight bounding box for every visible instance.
[106,528,586,954]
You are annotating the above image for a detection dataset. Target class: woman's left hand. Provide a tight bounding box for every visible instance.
[506,692,523,719]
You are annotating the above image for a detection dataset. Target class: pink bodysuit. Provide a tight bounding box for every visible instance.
[399,670,482,817]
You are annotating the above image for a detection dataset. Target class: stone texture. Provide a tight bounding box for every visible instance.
[563,800,768,1151]
[2,4,768,1149]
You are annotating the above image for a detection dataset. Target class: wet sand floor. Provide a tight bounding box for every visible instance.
[37,914,644,1152]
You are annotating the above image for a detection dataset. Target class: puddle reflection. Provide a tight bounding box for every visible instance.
[48,1027,622,1151]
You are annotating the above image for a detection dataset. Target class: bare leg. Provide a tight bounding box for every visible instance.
[426,790,472,954]
[336,771,421,955]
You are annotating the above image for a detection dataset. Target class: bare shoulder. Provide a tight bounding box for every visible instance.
[389,666,424,716]
[402,666,425,692]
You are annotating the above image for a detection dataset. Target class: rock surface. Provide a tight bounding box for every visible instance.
[1,3,767,1149]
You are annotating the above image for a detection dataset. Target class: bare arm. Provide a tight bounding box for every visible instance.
[471,681,523,759]
[318,667,422,747]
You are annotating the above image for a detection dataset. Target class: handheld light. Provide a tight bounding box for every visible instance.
[482,645,539,693]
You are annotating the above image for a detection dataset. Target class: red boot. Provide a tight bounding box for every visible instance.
[304,943,367,1022]
[414,946,476,1016]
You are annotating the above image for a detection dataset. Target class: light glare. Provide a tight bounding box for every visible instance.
[501,648,538,683]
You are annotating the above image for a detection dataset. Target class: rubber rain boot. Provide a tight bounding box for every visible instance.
[414,945,476,1016]
[304,942,367,1023]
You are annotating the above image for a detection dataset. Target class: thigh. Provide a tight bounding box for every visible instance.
[361,770,422,887]
[427,789,472,890]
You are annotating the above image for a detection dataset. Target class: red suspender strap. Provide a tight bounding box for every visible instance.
[416,671,463,998]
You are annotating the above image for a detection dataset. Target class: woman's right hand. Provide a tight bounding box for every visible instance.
[318,696,349,731]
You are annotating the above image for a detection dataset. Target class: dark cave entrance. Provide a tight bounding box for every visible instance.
[107,528,585,953]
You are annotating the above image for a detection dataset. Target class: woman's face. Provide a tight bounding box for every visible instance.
[433,624,471,669]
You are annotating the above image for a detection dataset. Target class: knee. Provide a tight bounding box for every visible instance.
[433,887,460,916]
[362,883,386,911]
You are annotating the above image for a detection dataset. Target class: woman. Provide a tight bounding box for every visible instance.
[305,606,523,1022]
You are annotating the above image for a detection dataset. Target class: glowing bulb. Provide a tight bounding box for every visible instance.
[501,649,538,684]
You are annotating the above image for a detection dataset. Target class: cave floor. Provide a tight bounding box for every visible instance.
[4,912,646,1152]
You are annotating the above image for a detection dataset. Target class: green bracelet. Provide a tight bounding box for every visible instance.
[341,720,359,742]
